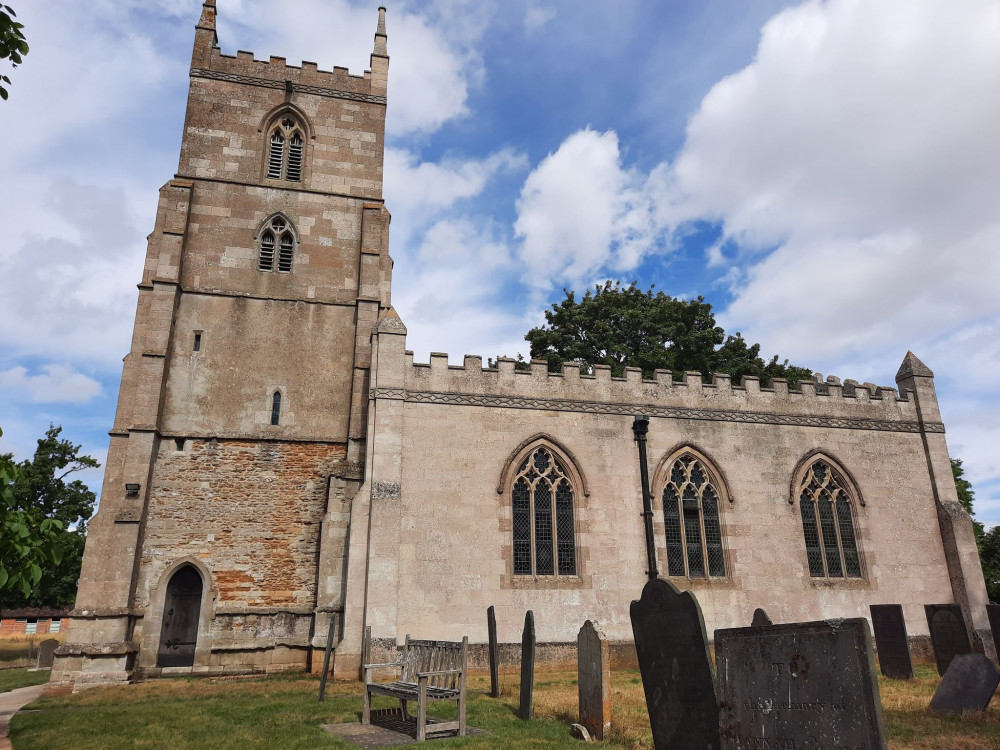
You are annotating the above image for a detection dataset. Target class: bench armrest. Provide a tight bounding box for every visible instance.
[362,661,404,670]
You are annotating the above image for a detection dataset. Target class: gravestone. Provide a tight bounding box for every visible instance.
[36,638,59,669]
[751,608,773,627]
[929,653,1000,715]
[925,604,972,676]
[986,604,1000,660]
[487,605,499,698]
[577,620,611,740]
[629,579,720,750]
[716,618,886,750]
[870,604,913,679]
[519,610,535,721]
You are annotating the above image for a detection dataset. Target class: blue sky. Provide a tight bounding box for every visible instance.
[2,0,1000,524]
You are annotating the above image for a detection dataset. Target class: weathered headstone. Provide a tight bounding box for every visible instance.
[519,610,535,721]
[751,608,773,627]
[716,618,886,750]
[629,579,720,750]
[929,653,1000,715]
[870,604,913,679]
[925,604,972,676]
[986,604,1000,660]
[36,638,59,669]
[487,605,499,698]
[577,620,611,740]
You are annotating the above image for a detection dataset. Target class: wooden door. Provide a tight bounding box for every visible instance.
[157,566,203,667]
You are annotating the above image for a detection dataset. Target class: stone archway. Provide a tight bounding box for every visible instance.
[156,565,203,667]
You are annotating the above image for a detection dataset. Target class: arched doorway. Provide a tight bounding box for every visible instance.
[157,565,203,667]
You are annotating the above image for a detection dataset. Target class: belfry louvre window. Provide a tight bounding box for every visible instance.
[266,117,304,182]
[257,216,295,272]
[512,447,576,576]
[661,453,726,578]
[798,458,862,578]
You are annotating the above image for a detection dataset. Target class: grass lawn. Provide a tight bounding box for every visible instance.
[9,664,1000,749]
[0,668,51,693]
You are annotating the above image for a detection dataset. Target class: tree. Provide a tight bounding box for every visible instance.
[0,427,64,598]
[0,5,28,101]
[0,425,98,606]
[523,281,812,385]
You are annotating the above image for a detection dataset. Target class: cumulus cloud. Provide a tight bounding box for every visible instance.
[514,129,665,287]
[0,365,103,404]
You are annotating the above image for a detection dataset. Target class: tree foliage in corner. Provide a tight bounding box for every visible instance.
[954,457,1000,603]
[0,425,99,606]
[0,5,28,100]
[523,281,813,385]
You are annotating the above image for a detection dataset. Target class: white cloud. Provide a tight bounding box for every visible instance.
[514,128,665,287]
[524,4,556,32]
[0,365,102,404]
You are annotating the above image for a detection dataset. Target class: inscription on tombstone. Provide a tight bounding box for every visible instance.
[487,605,499,698]
[519,610,535,720]
[986,604,1000,661]
[870,604,913,679]
[716,618,887,750]
[751,608,773,627]
[577,620,611,740]
[929,653,1000,715]
[630,579,720,750]
[925,604,972,676]
[36,638,59,669]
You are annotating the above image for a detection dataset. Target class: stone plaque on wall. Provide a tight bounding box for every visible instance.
[925,604,972,676]
[716,618,886,750]
[870,604,913,679]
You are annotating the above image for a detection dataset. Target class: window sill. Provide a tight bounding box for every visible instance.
[509,575,585,590]
[806,576,870,588]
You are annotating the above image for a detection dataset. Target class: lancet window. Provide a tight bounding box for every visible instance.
[797,458,862,578]
[511,446,577,577]
[661,451,726,578]
[257,216,296,273]
[270,391,281,426]
[266,117,304,182]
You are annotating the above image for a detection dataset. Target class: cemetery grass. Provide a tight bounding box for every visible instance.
[0,668,50,693]
[11,663,1000,749]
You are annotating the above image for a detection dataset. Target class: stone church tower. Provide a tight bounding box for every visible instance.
[53,1,392,684]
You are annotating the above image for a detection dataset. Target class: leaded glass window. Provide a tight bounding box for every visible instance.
[257,216,296,273]
[265,117,305,182]
[661,453,726,578]
[511,446,577,577]
[798,458,862,578]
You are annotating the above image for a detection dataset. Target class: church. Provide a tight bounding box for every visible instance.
[52,1,990,686]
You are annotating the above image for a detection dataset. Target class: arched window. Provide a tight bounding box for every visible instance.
[270,391,281,425]
[265,117,304,182]
[511,446,577,577]
[797,457,862,578]
[257,215,296,273]
[660,451,727,578]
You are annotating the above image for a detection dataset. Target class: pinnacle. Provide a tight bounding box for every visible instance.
[373,6,388,57]
[895,351,934,382]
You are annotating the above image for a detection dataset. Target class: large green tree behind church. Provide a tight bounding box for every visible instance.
[523,281,813,385]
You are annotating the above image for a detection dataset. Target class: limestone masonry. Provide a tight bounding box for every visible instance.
[52,1,991,686]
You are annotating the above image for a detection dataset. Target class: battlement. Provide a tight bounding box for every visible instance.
[391,352,931,429]
[191,2,388,99]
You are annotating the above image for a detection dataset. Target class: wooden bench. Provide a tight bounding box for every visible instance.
[362,635,468,742]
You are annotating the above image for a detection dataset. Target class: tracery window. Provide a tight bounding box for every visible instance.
[797,458,862,578]
[257,216,295,273]
[661,452,726,578]
[511,446,576,577]
[266,117,304,181]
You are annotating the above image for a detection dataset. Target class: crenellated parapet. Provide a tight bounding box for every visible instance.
[191,1,388,102]
[376,352,942,434]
